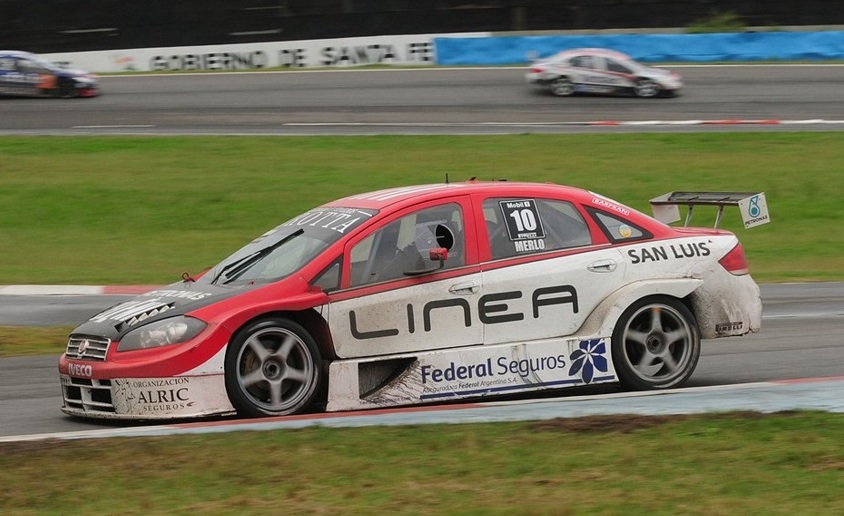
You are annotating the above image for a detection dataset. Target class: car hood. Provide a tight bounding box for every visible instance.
[641,67,676,79]
[71,282,249,340]
[55,68,96,80]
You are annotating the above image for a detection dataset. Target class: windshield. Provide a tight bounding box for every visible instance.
[199,206,376,286]
[18,54,59,72]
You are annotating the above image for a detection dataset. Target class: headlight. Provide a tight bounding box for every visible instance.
[117,316,207,352]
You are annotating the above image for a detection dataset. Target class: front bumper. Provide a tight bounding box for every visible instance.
[655,76,683,93]
[525,71,554,85]
[60,373,235,420]
[58,321,234,419]
[77,87,98,97]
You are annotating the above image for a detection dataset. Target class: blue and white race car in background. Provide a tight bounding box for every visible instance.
[526,47,682,98]
[0,50,99,98]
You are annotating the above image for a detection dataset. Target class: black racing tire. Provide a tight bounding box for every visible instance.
[611,296,700,390]
[224,318,323,418]
[633,78,660,98]
[56,77,77,98]
[549,76,575,97]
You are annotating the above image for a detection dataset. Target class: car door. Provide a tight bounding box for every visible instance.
[568,54,599,85]
[326,197,484,359]
[582,56,626,89]
[604,56,637,88]
[13,56,45,96]
[476,195,627,346]
[0,56,21,96]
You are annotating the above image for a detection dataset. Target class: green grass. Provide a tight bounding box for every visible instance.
[1,132,843,357]
[0,326,71,357]
[1,411,843,514]
[2,134,842,513]
[1,133,842,285]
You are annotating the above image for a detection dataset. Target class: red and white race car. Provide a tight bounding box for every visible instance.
[59,181,767,420]
[525,47,682,98]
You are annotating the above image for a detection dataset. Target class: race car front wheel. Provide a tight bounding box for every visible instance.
[56,77,77,98]
[225,318,323,418]
[549,77,575,96]
[633,79,660,98]
[611,296,700,390]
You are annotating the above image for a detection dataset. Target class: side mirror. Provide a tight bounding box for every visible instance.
[429,247,448,264]
[404,247,449,277]
[190,267,212,280]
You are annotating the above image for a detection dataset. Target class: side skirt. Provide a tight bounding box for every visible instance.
[326,335,617,412]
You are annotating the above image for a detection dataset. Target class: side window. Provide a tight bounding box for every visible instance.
[349,203,464,286]
[483,198,591,260]
[570,55,594,69]
[18,59,35,72]
[606,59,632,74]
[589,210,651,242]
[312,259,341,292]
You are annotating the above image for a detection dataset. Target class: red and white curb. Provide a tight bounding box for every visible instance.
[284,119,844,127]
[0,285,159,296]
[559,119,844,126]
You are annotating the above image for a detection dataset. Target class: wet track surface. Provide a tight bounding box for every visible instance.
[1,283,842,440]
[1,66,843,439]
[2,65,844,135]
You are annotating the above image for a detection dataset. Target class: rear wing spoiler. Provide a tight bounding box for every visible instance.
[649,191,770,229]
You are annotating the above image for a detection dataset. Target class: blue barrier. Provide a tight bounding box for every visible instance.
[434,31,844,64]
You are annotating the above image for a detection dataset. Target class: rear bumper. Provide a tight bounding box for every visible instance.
[691,271,762,340]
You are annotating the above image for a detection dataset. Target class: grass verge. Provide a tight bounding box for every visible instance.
[1,133,843,285]
[0,326,71,357]
[1,134,841,512]
[1,411,843,514]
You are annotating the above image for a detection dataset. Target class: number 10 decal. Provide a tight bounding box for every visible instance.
[499,199,546,241]
[510,208,537,232]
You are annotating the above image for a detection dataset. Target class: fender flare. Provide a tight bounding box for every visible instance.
[577,278,703,338]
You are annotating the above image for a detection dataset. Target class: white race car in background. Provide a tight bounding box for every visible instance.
[526,47,683,98]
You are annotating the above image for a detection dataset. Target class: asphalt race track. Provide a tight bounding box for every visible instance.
[1,65,843,440]
[3,65,844,135]
[1,283,842,439]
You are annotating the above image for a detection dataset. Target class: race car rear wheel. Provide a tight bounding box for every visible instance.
[549,77,575,97]
[611,296,700,390]
[633,79,660,98]
[225,318,323,418]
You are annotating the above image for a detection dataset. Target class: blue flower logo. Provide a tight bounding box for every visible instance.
[568,339,609,383]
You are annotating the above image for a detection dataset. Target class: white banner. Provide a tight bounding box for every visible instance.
[41,33,489,73]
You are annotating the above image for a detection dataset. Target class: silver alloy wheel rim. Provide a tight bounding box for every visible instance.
[621,304,693,384]
[236,327,315,412]
[550,78,574,96]
[635,80,658,97]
